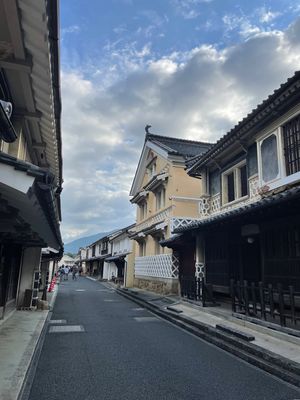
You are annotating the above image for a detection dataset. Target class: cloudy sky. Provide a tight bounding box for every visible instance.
[60,0,300,243]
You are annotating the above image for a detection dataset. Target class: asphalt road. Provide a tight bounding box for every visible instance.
[26,277,300,400]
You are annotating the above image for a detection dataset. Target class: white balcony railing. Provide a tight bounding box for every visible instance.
[170,217,199,233]
[134,206,172,233]
[135,254,179,279]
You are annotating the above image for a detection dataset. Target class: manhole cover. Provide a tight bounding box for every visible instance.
[49,325,85,333]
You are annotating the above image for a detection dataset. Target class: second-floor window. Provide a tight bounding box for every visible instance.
[101,241,108,254]
[156,187,166,210]
[258,113,300,188]
[283,114,300,176]
[139,241,146,256]
[139,202,147,220]
[261,134,279,183]
[222,162,248,204]
[92,245,95,257]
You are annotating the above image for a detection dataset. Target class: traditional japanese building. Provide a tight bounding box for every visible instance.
[0,0,62,317]
[172,72,300,302]
[82,226,134,283]
[105,224,135,285]
[129,132,212,294]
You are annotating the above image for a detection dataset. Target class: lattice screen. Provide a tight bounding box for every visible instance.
[135,254,179,278]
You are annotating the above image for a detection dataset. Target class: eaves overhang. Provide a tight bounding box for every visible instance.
[187,71,300,176]
[143,172,168,192]
[0,152,63,250]
[130,190,149,204]
[174,186,300,234]
[105,252,131,262]
[17,0,62,190]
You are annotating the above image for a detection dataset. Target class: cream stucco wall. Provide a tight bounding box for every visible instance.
[129,145,205,294]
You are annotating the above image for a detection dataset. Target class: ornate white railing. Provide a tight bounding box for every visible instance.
[170,217,199,233]
[198,175,262,219]
[134,206,172,233]
[135,254,179,278]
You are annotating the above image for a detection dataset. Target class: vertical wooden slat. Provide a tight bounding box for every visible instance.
[230,279,236,312]
[289,285,296,325]
[201,279,206,307]
[268,284,275,319]
[259,282,266,320]
[251,282,257,316]
[277,283,285,327]
[237,280,242,312]
[244,280,250,315]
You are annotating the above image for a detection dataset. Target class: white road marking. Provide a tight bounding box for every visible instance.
[134,317,158,322]
[49,325,85,333]
[49,319,66,324]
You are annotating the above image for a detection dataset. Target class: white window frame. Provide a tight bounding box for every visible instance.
[257,126,300,190]
[155,186,166,211]
[221,161,248,206]
[257,128,284,188]
[139,202,147,220]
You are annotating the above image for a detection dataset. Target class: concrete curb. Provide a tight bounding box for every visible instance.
[116,288,300,388]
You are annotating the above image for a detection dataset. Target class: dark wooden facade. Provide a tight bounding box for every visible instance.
[204,207,300,293]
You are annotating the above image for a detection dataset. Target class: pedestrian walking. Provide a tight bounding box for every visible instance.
[64,265,69,280]
[72,265,78,280]
[59,265,65,282]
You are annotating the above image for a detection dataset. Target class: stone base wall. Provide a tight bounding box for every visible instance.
[134,276,179,295]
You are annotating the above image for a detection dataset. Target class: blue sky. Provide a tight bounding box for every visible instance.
[60,0,300,242]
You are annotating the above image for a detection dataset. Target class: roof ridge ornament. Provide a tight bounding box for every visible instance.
[145,124,152,134]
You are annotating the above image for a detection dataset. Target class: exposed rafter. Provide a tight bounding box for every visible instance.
[0,57,32,73]
[14,108,42,121]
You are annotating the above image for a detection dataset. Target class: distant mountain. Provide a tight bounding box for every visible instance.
[64,232,109,255]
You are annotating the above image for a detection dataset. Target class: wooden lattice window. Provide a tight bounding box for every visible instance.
[283,115,300,176]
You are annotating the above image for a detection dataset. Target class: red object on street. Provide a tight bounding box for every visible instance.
[48,276,56,292]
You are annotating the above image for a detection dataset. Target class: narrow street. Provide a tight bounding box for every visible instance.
[23,278,299,400]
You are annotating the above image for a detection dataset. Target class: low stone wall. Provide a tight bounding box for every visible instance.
[134,276,179,295]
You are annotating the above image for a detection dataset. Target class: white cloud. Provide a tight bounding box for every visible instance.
[258,8,281,23]
[171,0,213,19]
[61,18,300,241]
[223,14,261,39]
[61,25,80,35]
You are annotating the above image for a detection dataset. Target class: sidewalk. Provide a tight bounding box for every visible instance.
[0,285,58,400]
[116,285,300,387]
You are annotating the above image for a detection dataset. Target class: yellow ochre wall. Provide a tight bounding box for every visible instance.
[134,150,204,259]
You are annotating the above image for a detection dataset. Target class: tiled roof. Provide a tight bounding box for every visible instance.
[186,71,300,173]
[0,151,55,184]
[159,234,183,247]
[174,186,300,233]
[147,133,212,158]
